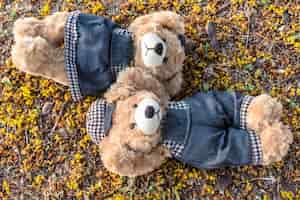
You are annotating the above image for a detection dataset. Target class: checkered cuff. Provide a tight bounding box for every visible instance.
[240,96,263,164]
[86,99,109,144]
[162,140,184,158]
[248,131,263,165]
[240,96,254,131]
[64,11,83,101]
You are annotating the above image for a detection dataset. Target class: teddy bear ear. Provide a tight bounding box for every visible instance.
[129,11,185,35]
[104,84,135,103]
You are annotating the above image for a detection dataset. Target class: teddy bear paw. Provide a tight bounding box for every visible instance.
[247,94,282,132]
[260,122,293,165]
[13,18,44,40]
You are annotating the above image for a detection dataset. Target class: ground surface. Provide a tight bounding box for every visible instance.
[0,0,299,199]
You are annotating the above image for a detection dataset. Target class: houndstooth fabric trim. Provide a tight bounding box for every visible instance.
[64,11,83,101]
[248,131,263,165]
[168,101,190,110]
[240,96,254,130]
[86,99,108,144]
[163,140,184,158]
[113,27,132,36]
[111,64,130,79]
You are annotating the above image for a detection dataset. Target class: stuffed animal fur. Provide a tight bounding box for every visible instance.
[86,68,293,177]
[11,11,186,101]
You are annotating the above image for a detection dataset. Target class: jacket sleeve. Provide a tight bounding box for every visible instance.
[185,91,254,130]
[180,127,263,169]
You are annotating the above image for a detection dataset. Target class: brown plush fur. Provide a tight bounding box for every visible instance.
[11,36,68,85]
[11,11,185,96]
[259,122,293,165]
[246,94,293,165]
[13,12,68,46]
[99,68,172,177]
[104,67,170,107]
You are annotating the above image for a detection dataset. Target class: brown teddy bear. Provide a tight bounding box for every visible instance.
[86,68,293,177]
[11,11,186,101]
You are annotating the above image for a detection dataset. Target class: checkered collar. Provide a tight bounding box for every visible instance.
[86,99,115,144]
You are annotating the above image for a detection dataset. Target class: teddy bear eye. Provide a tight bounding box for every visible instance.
[162,38,167,42]
[163,57,168,63]
[133,104,138,108]
[129,123,136,129]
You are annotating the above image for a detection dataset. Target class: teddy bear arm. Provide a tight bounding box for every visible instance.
[43,12,69,45]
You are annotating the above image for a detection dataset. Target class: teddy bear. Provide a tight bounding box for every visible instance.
[86,67,293,177]
[11,11,186,101]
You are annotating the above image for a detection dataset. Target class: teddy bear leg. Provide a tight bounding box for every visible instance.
[13,12,68,46]
[259,122,293,165]
[13,17,45,43]
[43,12,69,46]
[246,94,283,132]
[12,36,68,85]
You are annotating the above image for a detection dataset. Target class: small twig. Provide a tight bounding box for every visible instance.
[49,102,67,136]
[216,1,231,15]
[101,188,121,199]
[100,178,136,200]
[245,7,253,48]
[278,73,300,85]
[206,21,220,51]
[24,130,29,144]
[237,176,277,185]
[127,177,136,189]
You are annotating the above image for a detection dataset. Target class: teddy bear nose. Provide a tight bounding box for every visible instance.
[145,106,155,119]
[154,43,164,55]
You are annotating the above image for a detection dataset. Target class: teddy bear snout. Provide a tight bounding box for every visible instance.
[141,33,167,67]
[134,98,162,135]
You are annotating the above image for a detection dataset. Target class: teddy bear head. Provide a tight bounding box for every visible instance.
[129,11,186,96]
[86,89,169,176]
[87,90,165,147]
[85,68,171,176]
